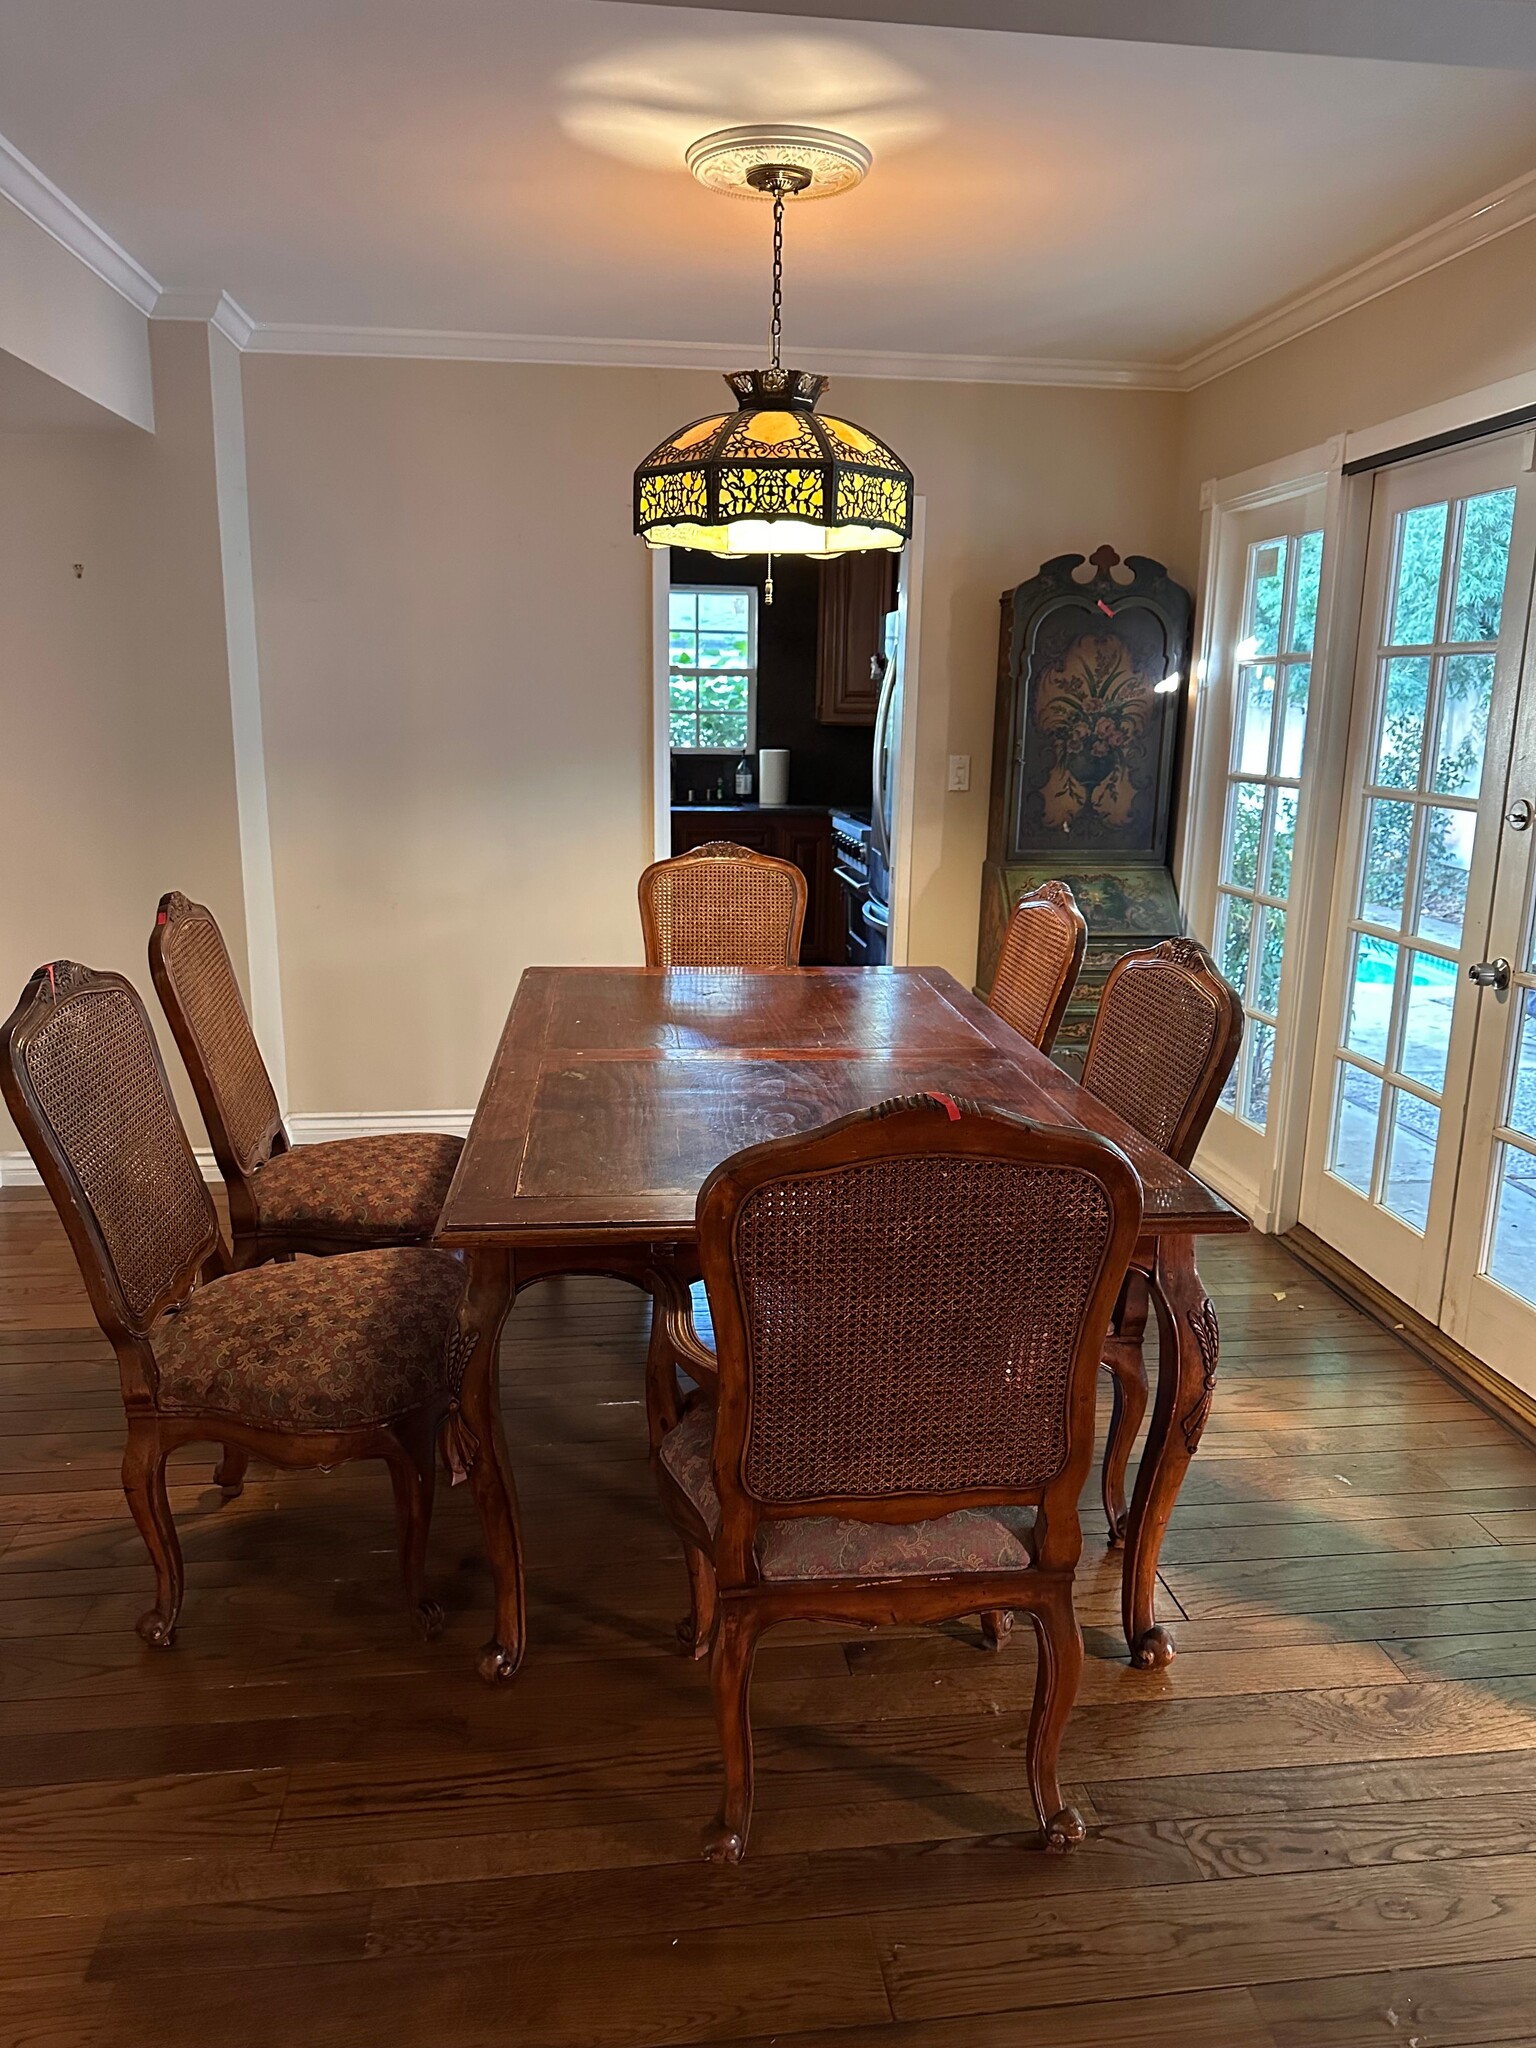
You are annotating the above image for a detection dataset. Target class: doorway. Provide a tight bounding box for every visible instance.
[1299,432,1536,1395]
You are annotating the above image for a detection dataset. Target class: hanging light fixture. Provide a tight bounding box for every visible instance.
[634,125,913,559]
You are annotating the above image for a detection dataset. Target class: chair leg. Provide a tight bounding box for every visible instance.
[121,1419,184,1648]
[1101,1272,1151,1544]
[980,1609,1013,1650]
[213,1446,249,1499]
[645,1269,686,1455]
[704,1606,761,1864]
[385,1413,443,1640]
[677,1542,718,1661]
[1024,1585,1086,1853]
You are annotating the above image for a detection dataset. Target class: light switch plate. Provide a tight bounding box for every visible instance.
[947,754,971,792]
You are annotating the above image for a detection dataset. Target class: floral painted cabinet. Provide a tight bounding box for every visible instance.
[979,547,1193,1070]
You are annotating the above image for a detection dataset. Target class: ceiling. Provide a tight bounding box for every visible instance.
[1,0,1535,374]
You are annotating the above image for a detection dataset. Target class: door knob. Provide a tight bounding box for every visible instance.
[1508,798,1533,831]
[1468,959,1512,990]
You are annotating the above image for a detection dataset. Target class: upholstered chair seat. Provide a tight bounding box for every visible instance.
[660,1405,1034,1580]
[156,1248,464,1432]
[248,1134,463,1248]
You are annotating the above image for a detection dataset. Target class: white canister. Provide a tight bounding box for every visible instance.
[758,748,789,807]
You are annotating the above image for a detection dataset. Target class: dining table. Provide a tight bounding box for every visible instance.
[433,963,1247,1683]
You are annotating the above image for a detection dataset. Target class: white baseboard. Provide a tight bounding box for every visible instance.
[0,1112,473,1189]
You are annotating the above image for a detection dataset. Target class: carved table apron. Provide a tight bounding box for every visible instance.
[434,965,1247,1682]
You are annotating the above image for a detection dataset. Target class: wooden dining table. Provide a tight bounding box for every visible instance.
[434,964,1246,1683]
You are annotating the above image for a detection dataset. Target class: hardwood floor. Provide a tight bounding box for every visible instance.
[4,1187,1536,2047]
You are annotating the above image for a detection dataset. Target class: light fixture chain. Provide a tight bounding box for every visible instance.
[770,185,784,371]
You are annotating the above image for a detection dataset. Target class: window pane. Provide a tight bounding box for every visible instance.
[1219,1061,1239,1114]
[1507,997,1536,1141]
[1398,949,1456,1094]
[1389,501,1448,646]
[1373,658,1430,788]
[1330,1064,1382,1194]
[1289,530,1324,655]
[669,677,697,713]
[1235,665,1276,772]
[1416,806,1475,947]
[667,592,697,632]
[1217,893,1252,995]
[669,632,697,667]
[1254,904,1286,1015]
[1267,788,1298,899]
[697,632,749,669]
[698,674,749,712]
[697,713,748,749]
[1360,800,1414,928]
[669,713,696,748]
[1278,664,1310,778]
[1246,537,1287,658]
[1449,488,1515,643]
[1242,1020,1275,1130]
[1487,1143,1536,1305]
[1382,1089,1438,1231]
[698,590,751,633]
[1345,934,1396,1064]
[1222,782,1265,890]
[1432,653,1494,797]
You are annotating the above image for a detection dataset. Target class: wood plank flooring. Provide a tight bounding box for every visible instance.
[4,1188,1536,2047]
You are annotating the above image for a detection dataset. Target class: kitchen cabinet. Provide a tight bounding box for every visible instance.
[671,808,841,964]
[815,551,893,726]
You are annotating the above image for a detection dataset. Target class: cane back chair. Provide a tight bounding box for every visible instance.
[638,842,808,968]
[649,1094,1142,1861]
[0,962,462,1648]
[150,892,462,1267]
[985,881,1088,1054]
[1079,938,1243,1539]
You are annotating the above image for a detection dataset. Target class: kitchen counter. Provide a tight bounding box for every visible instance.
[672,803,870,820]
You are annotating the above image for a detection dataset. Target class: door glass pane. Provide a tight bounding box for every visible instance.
[1399,950,1457,1094]
[1255,905,1286,1014]
[1235,665,1276,772]
[1389,502,1448,645]
[1289,530,1323,654]
[1248,538,1287,657]
[1267,788,1298,898]
[1330,1065,1382,1193]
[1374,658,1431,787]
[1243,1020,1275,1128]
[1222,783,1265,889]
[1432,653,1494,797]
[1360,801,1414,927]
[1345,934,1396,1063]
[1217,893,1253,993]
[1449,488,1516,643]
[1487,1144,1536,1304]
[1416,807,1475,946]
[1508,998,1536,1141]
[1382,1090,1438,1231]
[1278,664,1310,778]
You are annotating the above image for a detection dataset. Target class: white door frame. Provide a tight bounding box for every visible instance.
[648,498,928,963]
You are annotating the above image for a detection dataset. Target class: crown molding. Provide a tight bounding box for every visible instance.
[239,320,1179,389]
[0,132,161,314]
[152,288,256,350]
[1177,165,1536,389]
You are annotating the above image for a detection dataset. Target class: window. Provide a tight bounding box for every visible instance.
[669,587,757,752]
[1213,527,1324,1131]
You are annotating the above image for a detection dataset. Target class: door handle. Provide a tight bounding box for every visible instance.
[1508,798,1533,831]
[1468,959,1512,990]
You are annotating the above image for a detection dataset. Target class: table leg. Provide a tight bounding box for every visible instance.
[1120,1232,1219,1669]
[448,1247,524,1683]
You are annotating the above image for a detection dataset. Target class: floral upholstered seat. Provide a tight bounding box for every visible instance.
[249,1134,463,1246]
[660,1405,1033,1581]
[156,1248,464,1432]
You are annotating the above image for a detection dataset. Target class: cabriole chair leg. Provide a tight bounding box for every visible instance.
[385,1414,443,1640]
[121,1420,184,1649]
[213,1445,249,1499]
[1026,1588,1086,1853]
[677,1543,718,1660]
[980,1609,1014,1650]
[704,1607,761,1863]
[1101,1271,1152,1543]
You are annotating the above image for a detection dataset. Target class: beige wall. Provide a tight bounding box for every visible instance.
[0,320,247,1152]
[241,355,1186,1113]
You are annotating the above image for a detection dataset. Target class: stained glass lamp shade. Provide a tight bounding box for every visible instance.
[635,366,913,556]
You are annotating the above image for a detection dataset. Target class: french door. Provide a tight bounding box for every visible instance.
[1300,433,1536,1392]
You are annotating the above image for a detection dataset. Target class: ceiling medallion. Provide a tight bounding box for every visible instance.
[634,123,912,561]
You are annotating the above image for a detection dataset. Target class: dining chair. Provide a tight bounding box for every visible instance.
[649,1092,1142,1862]
[0,961,463,1648]
[1079,938,1243,1539]
[638,842,808,968]
[986,880,1088,1053]
[150,892,463,1267]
